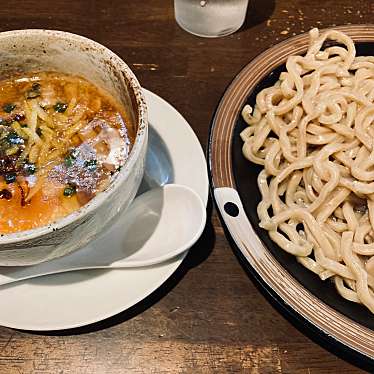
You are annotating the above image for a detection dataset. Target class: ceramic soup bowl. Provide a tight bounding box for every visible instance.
[0,29,148,266]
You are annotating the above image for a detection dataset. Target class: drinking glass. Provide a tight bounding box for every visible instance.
[174,0,249,38]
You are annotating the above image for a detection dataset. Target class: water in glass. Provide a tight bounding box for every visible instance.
[174,0,249,38]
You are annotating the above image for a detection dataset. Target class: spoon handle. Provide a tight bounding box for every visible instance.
[0,261,151,287]
[0,254,189,286]
[0,267,87,286]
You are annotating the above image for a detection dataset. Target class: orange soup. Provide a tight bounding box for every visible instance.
[0,72,134,233]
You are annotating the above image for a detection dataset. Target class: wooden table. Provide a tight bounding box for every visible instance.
[0,1,372,372]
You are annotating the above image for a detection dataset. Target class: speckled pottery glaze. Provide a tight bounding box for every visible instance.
[0,29,148,266]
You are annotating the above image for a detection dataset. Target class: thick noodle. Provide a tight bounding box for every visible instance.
[241,28,374,313]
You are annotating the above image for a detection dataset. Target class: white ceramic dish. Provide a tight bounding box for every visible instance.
[0,29,147,266]
[0,89,208,331]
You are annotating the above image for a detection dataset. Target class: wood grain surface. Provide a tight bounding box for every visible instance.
[0,1,372,373]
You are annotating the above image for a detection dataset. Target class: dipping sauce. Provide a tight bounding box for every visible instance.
[0,72,134,233]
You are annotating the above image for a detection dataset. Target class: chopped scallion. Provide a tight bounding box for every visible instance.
[4,173,16,184]
[54,102,68,113]
[64,148,78,167]
[63,185,76,197]
[84,159,97,171]
[24,163,36,175]
[6,132,24,145]
[3,103,16,113]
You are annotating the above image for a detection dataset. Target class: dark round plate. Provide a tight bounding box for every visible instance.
[208,25,374,371]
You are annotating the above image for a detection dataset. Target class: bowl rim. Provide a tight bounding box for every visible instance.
[208,24,374,370]
[0,28,148,244]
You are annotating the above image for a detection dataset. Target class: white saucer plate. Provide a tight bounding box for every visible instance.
[0,89,208,331]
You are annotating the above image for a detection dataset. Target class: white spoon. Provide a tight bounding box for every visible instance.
[0,184,206,286]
